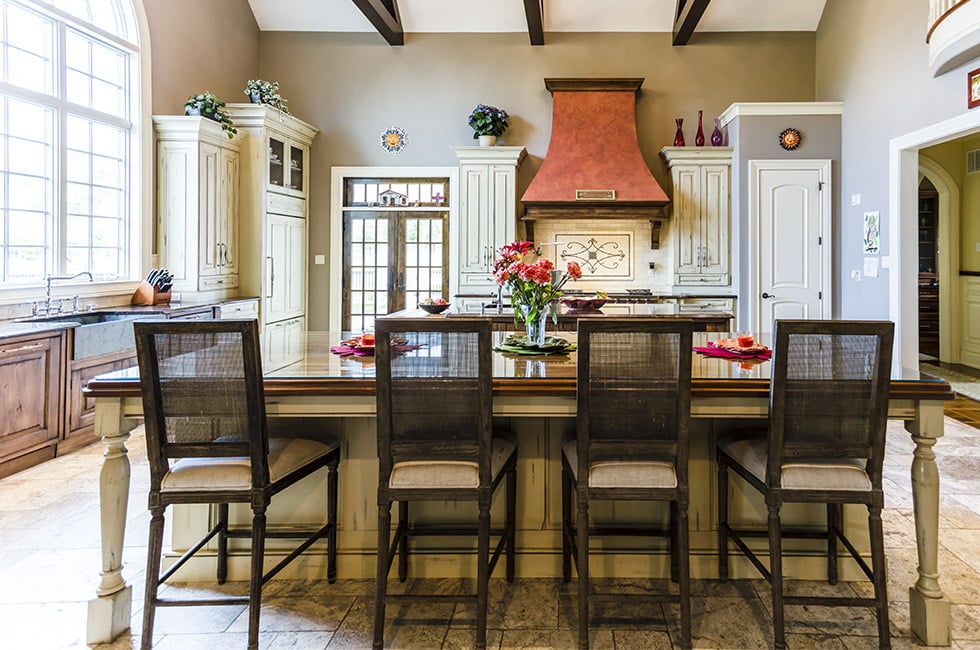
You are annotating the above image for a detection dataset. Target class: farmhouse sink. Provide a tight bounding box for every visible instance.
[24,311,163,359]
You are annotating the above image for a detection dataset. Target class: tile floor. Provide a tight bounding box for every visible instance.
[2,406,980,649]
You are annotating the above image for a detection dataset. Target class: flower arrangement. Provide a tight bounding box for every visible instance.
[244,79,290,118]
[493,241,581,331]
[468,103,509,139]
[183,91,237,138]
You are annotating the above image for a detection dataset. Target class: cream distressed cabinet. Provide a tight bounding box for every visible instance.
[452,146,527,310]
[660,147,733,286]
[154,116,241,296]
[226,104,318,331]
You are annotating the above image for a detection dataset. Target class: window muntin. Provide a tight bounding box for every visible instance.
[0,0,138,286]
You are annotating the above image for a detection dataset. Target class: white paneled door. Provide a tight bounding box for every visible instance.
[749,160,832,332]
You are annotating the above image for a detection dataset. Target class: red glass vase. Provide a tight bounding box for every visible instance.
[695,110,705,147]
[673,118,685,147]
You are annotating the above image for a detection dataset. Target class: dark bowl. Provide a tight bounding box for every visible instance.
[560,298,607,312]
[419,302,450,314]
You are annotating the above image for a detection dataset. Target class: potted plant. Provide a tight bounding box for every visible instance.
[244,79,290,118]
[468,103,509,146]
[183,91,237,139]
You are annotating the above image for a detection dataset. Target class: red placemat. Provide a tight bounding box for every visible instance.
[330,344,421,357]
[693,344,771,360]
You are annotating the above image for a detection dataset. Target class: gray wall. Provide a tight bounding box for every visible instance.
[144,0,260,114]
[729,113,842,324]
[258,31,817,328]
[816,0,973,318]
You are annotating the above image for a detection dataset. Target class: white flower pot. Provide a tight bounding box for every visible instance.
[478,135,497,147]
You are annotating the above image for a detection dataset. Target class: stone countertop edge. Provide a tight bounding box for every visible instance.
[453,292,737,299]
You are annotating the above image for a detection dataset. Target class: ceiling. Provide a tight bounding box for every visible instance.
[246,0,828,35]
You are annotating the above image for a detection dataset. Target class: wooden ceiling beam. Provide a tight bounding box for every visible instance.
[352,0,404,46]
[524,0,544,46]
[672,0,711,46]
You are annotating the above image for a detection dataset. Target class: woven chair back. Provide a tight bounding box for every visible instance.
[375,318,493,483]
[768,320,894,485]
[134,319,269,489]
[577,319,693,469]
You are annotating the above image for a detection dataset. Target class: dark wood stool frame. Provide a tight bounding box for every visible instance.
[717,319,894,650]
[562,318,694,649]
[135,320,340,650]
[373,318,517,650]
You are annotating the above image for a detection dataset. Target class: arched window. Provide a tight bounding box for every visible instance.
[0,0,142,286]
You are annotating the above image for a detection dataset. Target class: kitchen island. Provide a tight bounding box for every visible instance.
[84,329,954,645]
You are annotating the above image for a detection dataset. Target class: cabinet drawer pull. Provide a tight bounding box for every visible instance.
[0,342,44,354]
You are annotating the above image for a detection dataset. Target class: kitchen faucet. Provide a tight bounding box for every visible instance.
[35,272,94,316]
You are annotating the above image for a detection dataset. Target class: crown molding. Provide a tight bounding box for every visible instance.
[718,102,844,128]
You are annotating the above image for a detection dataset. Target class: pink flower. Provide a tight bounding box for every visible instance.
[566,261,582,280]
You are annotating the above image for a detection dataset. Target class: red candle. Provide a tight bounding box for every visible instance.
[736,332,754,348]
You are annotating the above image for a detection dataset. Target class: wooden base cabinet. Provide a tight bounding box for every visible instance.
[0,330,65,478]
[61,348,135,455]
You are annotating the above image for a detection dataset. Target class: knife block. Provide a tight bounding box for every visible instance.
[131,281,171,306]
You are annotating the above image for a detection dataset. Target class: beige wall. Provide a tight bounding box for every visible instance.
[144,0,259,114]
[816,0,976,318]
[258,31,817,328]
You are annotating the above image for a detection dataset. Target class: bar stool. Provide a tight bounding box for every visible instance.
[716,319,894,649]
[373,318,517,650]
[562,318,694,649]
[134,319,340,650]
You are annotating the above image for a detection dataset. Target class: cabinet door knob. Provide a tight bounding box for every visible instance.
[762,292,775,299]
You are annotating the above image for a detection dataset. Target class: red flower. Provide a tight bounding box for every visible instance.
[566,261,582,280]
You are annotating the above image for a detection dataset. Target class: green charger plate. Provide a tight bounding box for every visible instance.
[494,335,576,355]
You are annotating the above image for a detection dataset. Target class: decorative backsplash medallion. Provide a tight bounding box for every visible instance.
[555,233,632,279]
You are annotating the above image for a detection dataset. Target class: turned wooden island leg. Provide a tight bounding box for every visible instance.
[86,397,136,644]
[906,401,951,646]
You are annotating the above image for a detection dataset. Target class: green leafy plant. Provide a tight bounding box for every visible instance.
[244,79,290,118]
[468,103,509,139]
[183,91,237,138]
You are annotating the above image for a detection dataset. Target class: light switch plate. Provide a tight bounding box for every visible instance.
[314,254,325,265]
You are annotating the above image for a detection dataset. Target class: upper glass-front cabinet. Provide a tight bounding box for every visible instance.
[268,134,308,198]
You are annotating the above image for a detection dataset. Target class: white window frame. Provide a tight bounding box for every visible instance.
[0,0,151,305]
[329,166,459,331]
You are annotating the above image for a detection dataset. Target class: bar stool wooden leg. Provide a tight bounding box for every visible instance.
[506,466,517,581]
[328,459,339,583]
[217,503,229,583]
[561,466,573,582]
[141,506,165,650]
[398,501,409,582]
[576,500,589,650]
[678,497,692,649]
[870,504,892,649]
[768,500,786,650]
[247,506,267,650]
[717,455,729,582]
[827,503,840,585]
[476,503,491,650]
[373,502,392,649]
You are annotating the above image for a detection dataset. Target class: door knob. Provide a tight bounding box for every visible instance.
[762,292,775,299]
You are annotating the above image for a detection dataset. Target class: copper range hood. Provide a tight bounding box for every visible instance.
[520,78,670,247]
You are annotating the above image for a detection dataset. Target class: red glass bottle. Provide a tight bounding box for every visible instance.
[673,118,685,147]
[695,110,705,146]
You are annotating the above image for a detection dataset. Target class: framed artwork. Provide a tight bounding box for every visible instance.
[863,211,880,255]
[970,67,980,110]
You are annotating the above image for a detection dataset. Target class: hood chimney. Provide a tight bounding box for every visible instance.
[520,78,670,246]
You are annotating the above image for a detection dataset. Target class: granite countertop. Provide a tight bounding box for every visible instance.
[0,296,261,341]
[393,304,733,321]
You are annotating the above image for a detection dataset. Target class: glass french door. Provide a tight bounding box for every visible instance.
[342,178,449,332]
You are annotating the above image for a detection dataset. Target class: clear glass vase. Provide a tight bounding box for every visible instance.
[520,303,550,347]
